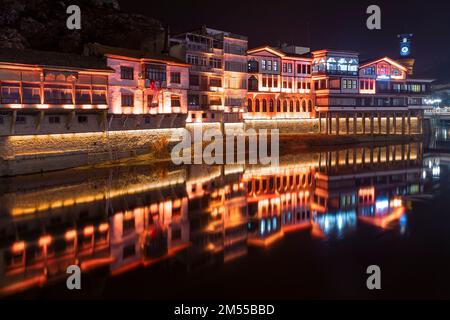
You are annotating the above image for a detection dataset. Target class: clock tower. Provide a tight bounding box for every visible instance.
[397,34,415,75]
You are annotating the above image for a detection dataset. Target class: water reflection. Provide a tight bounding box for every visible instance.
[0,141,425,296]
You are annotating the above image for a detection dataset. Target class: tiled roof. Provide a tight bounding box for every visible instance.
[0,47,112,71]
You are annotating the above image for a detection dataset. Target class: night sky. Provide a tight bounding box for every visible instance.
[119,0,450,82]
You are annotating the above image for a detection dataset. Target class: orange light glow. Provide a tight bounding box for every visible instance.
[12,241,25,253]
[84,226,94,236]
[65,230,77,240]
[99,223,109,232]
[38,235,52,247]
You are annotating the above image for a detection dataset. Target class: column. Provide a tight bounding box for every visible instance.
[318,112,322,134]
[386,114,390,135]
[407,112,411,135]
[336,113,340,135]
[401,113,405,135]
[353,113,357,135]
[362,113,366,135]
[393,113,397,134]
[370,114,374,135]
[378,113,381,134]
[346,114,350,135]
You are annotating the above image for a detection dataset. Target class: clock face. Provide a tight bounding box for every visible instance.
[401,45,410,56]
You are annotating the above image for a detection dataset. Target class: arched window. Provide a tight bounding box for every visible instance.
[283,100,288,112]
[262,99,267,112]
[276,100,281,112]
[302,100,306,112]
[255,99,260,112]
[308,100,313,112]
[269,99,274,112]
[247,98,253,112]
[289,100,294,112]
[296,100,300,112]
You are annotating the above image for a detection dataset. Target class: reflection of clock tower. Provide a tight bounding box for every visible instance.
[397,33,415,75]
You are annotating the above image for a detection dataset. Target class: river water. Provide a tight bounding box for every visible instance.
[1,126,450,299]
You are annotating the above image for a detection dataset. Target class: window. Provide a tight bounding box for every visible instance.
[269,99,274,112]
[120,66,134,80]
[22,84,40,104]
[247,99,253,112]
[92,87,107,104]
[75,86,91,104]
[170,72,181,84]
[283,63,287,73]
[273,61,278,71]
[121,93,134,107]
[144,116,151,124]
[267,60,272,71]
[171,95,181,107]
[189,74,199,86]
[210,78,222,87]
[145,64,166,82]
[188,95,199,106]
[1,82,20,103]
[364,66,375,75]
[209,58,222,69]
[44,85,72,104]
[15,116,26,124]
[49,116,60,124]
[261,60,266,70]
[77,116,88,123]
[288,63,292,73]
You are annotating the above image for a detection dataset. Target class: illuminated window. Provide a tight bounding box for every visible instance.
[273,61,278,71]
[267,60,272,71]
[283,63,287,73]
[261,60,266,70]
[188,95,199,107]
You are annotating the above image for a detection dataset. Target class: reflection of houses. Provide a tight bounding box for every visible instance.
[184,165,248,267]
[245,164,315,246]
[312,143,423,234]
[0,165,188,296]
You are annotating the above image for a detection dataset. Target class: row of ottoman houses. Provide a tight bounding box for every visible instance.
[0,26,432,136]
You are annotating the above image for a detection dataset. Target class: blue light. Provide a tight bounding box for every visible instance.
[272,217,277,230]
[260,220,265,235]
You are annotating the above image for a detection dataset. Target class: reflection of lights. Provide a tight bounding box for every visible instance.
[65,230,77,240]
[272,217,277,230]
[12,241,25,253]
[337,216,343,230]
[84,226,94,236]
[391,198,402,208]
[39,235,52,247]
[99,223,109,232]
[375,199,389,211]
[432,166,440,177]
[260,220,265,235]
[422,170,427,179]
[267,218,271,233]
[399,214,407,234]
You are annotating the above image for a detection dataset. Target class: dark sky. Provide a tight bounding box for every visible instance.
[119,0,450,81]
